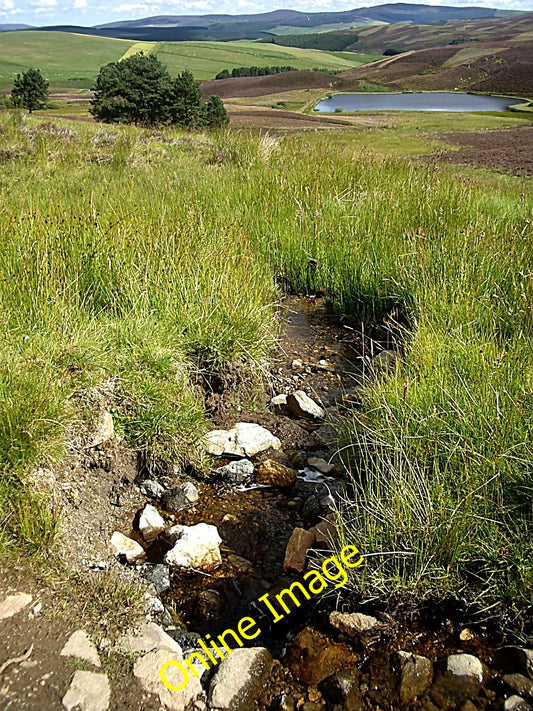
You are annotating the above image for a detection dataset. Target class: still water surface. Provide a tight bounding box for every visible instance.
[314,92,516,113]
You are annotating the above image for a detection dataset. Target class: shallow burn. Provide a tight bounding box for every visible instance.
[154,296,525,709]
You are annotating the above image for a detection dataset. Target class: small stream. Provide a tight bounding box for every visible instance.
[144,296,525,710]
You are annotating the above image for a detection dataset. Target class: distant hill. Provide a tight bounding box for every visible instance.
[30,4,521,43]
[0,32,373,88]
[335,22,533,97]
[0,24,33,32]
[271,12,533,53]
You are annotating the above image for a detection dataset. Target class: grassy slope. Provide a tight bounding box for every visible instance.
[0,31,135,89]
[0,31,372,88]
[143,40,369,81]
[0,110,531,614]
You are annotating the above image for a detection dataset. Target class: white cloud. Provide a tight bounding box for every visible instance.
[73,0,87,7]
[114,2,158,12]
[30,0,58,7]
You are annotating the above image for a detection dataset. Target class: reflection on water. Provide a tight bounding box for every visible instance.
[314,91,517,113]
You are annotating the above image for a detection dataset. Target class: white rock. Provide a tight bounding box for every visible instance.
[110,531,145,564]
[117,622,182,655]
[209,647,273,711]
[164,523,222,571]
[134,648,204,711]
[447,653,484,682]
[286,391,325,420]
[203,423,281,458]
[60,630,101,667]
[90,411,114,447]
[270,394,288,407]
[139,503,166,543]
[504,696,533,711]
[0,593,32,620]
[62,670,110,711]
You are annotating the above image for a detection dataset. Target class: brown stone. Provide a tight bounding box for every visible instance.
[283,528,315,573]
[315,515,337,547]
[395,650,433,704]
[256,459,297,488]
[285,627,358,686]
[329,611,380,637]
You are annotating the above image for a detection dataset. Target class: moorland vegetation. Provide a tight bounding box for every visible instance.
[0,112,531,622]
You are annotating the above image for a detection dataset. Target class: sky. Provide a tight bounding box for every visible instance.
[1,0,531,28]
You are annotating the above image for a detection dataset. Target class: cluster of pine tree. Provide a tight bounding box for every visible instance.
[90,53,229,128]
[215,65,297,80]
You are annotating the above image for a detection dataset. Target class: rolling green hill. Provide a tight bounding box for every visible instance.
[0,31,375,88]
[0,31,135,89]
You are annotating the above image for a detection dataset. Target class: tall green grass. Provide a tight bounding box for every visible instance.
[0,111,531,613]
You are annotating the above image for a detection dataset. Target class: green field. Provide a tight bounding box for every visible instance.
[0,109,531,614]
[0,31,135,89]
[0,31,374,88]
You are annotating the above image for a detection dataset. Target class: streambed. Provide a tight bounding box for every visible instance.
[141,296,524,710]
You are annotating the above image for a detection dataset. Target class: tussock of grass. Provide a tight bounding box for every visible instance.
[0,111,531,613]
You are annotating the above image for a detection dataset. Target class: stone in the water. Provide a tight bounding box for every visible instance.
[203,423,281,458]
[214,459,254,486]
[283,527,315,573]
[143,564,171,594]
[307,456,334,474]
[447,654,484,683]
[495,647,533,680]
[504,674,533,700]
[0,592,32,620]
[60,630,101,667]
[110,531,145,564]
[431,653,484,706]
[62,670,110,711]
[285,627,357,686]
[318,667,362,710]
[329,611,380,636]
[504,697,533,711]
[117,622,183,655]
[194,589,224,623]
[164,523,222,571]
[256,459,296,488]
[315,515,337,547]
[286,391,325,420]
[139,479,165,500]
[90,411,114,447]
[208,647,273,711]
[394,650,433,704]
[139,503,166,543]
[161,481,199,512]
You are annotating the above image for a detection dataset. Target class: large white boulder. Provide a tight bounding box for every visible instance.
[164,523,222,571]
[203,423,281,457]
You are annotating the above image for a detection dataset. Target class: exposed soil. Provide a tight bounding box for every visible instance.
[438,125,533,176]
